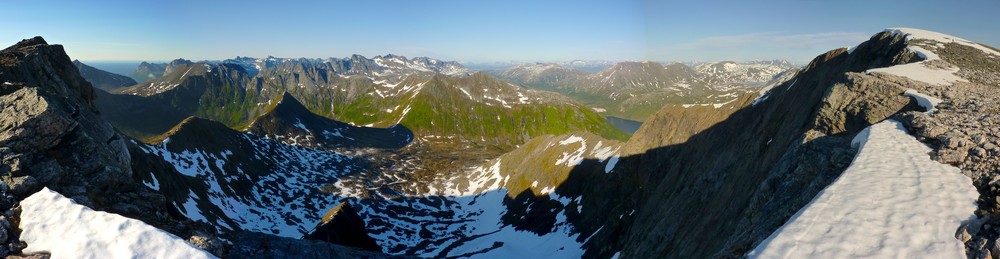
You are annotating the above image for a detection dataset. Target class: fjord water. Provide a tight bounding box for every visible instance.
[606,115,642,134]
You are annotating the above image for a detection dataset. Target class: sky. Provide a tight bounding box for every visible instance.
[2,0,998,64]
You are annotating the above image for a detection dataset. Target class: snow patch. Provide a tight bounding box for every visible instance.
[19,188,215,258]
[885,28,1000,57]
[903,89,943,114]
[749,120,977,258]
[868,63,967,86]
[868,28,986,86]
[555,136,588,167]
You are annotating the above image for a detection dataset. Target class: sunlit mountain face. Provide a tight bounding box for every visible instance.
[2,1,999,258]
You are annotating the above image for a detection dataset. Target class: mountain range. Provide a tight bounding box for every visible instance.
[492,60,795,120]
[100,53,628,152]
[1,27,998,259]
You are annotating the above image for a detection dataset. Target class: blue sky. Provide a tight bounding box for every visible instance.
[3,0,997,64]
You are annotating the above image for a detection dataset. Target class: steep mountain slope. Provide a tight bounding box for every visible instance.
[589,30,933,258]
[73,60,137,91]
[130,61,167,82]
[460,28,993,259]
[245,92,413,149]
[694,60,792,86]
[98,62,261,139]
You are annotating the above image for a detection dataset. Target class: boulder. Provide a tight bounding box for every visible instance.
[303,202,381,252]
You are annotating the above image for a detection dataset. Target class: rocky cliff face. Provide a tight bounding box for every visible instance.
[0,37,197,257]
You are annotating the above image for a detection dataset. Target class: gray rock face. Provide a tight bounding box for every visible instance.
[0,37,133,203]
[0,37,199,257]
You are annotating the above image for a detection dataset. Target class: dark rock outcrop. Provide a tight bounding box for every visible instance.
[245,92,413,149]
[0,37,194,257]
[1,36,135,203]
[230,231,401,259]
[304,202,381,252]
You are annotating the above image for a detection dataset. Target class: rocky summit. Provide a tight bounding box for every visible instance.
[1,7,998,258]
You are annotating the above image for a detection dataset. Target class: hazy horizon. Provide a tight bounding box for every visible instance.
[10,0,998,64]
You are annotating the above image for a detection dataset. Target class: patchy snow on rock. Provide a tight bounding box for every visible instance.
[555,135,588,167]
[748,120,977,258]
[19,188,215,259]
[903,88,943,114]
[143,172,161,190]
[140,134,356,237]
[868,28,980,86]
[886,28,1000,57]
[558,135,585,145]
[440,191,586,258]
[868,63,967,86]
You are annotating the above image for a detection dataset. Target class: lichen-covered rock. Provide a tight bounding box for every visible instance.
[187,235,225,256]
